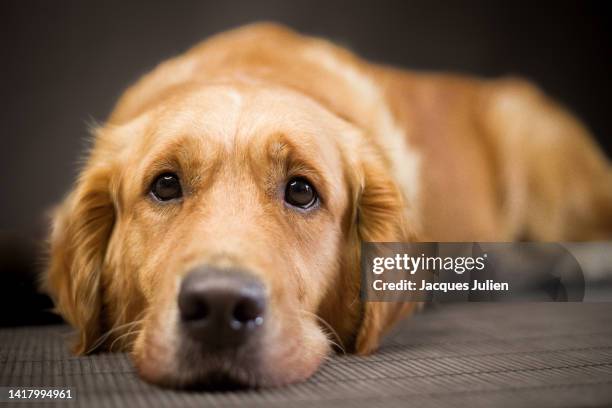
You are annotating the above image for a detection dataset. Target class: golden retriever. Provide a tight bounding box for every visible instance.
[44,23,612,388]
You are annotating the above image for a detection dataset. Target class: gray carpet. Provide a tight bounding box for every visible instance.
[1,303,612,407]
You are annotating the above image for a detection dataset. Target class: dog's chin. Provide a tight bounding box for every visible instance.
[182,371,254,391]
[153,365,261,391]
[135,353,324,390]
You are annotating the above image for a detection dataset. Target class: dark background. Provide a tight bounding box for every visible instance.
[0,0,610,325]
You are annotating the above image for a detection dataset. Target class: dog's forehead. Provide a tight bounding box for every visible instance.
[151,84,346,146]
[151,85,244,143]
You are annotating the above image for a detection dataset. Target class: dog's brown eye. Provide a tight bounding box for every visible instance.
[284,178,317,209]
[151,173,182,201]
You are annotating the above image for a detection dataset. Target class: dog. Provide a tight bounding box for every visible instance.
[44,23,612,388]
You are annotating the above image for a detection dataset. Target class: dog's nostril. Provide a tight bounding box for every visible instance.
[232,297,264,326]
[179,296,210,322]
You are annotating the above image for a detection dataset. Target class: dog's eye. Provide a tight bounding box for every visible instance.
[284,177,317,209]
[151,173,182,201]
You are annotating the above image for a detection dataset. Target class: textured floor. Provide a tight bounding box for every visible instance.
[1,303,612,407]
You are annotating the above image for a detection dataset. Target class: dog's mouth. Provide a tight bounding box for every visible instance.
[177,346,264,389]
[136,347,264,390]
[134,323,268,390]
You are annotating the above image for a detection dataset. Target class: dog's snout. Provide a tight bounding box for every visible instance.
[178,267,266,349]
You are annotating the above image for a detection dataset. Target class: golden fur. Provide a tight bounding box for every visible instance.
[45,23,612,387]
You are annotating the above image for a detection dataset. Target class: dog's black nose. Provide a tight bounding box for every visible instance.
[178,267,266,349]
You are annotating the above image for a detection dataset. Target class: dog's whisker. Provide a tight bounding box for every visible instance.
[299,309,347,354]
[86,317,146,354]
[109,326,144,352]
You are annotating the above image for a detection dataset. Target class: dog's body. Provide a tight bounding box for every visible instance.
[45,23,612,388]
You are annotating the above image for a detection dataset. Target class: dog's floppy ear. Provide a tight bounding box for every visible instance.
[353,151,419,355]
[45,162,115,354]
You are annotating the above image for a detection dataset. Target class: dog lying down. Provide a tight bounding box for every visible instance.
[44,23,612,388]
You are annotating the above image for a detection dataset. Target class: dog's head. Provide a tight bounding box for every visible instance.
[45,83,416,388]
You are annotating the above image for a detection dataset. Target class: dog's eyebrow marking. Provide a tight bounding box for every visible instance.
[139,134,221,193]
[267,136,323,178]
[261,135,330,206]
